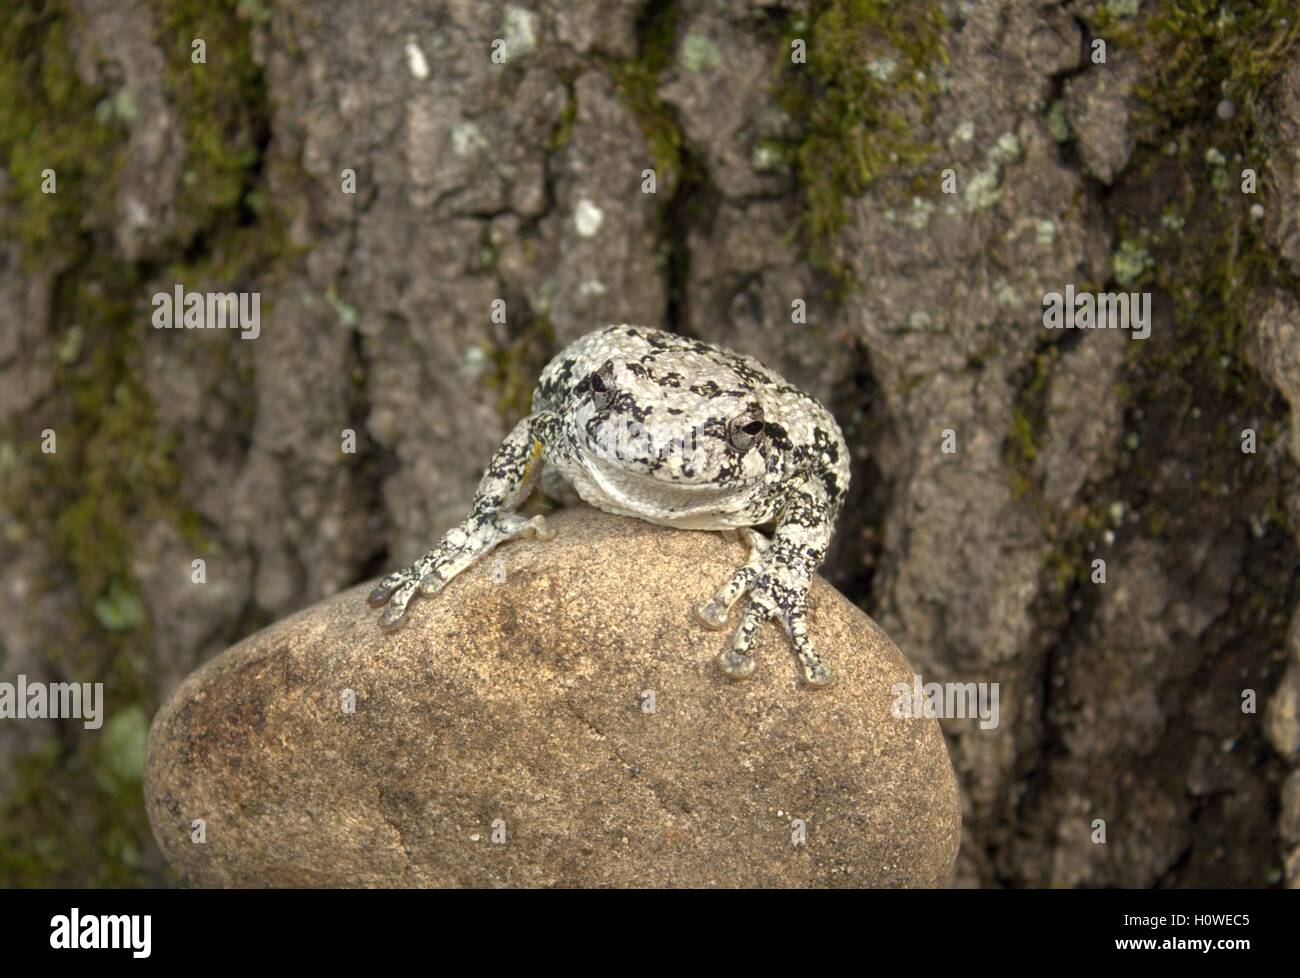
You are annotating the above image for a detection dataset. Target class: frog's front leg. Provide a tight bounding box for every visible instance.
[368,413,560,627]
[703,479,837,687]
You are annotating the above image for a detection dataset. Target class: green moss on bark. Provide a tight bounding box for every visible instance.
[773,0,947,284]
[0,2,124,260]
[150,0,269,228]
[603,0,692,198]
[483,317,558,426]
[0,704,154,887]
[1112,0,1299,448]
[1116,2,1294,339]
[0,0,282,887]
[1032,2,1300,699]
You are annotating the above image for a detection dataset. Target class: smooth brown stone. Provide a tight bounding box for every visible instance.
[145,506,960,887]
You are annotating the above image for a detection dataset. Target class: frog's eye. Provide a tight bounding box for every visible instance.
[589,362,617,411]
[727,407,766,452]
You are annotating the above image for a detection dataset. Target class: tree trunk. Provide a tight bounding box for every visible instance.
[1,0,1297,887]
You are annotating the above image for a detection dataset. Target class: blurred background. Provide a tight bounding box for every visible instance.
[2,0,1299,887]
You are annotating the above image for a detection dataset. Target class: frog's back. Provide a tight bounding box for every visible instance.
[534,325,800,413]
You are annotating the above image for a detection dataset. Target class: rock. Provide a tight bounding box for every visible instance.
[144,506,960,887]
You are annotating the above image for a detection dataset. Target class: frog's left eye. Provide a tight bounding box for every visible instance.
[727,407,766,452]
[589,362,617,411]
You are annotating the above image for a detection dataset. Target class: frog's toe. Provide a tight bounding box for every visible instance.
[495,512,552,540]
[717,649,756,679]
[699,565,759,631]
[803,661,834,687]
[789,611,833,688]
[695,599,730,630]
[419,571,447,596]
[367,568,413,607]
[528,514,557,541]
[379,579,420,628]
[716,599,774,679]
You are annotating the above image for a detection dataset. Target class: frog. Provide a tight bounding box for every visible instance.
[368,324,850,687]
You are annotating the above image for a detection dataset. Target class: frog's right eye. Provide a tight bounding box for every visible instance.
[726,405,766,452]
[589,363,617,411]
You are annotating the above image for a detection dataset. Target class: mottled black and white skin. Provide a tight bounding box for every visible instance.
[368,325,850,686]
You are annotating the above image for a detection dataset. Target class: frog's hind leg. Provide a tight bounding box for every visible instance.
[696,528,768,631]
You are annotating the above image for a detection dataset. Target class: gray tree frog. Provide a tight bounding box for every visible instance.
[368,325,850,686]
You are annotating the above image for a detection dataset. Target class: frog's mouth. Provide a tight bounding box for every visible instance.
[578,447,762,503]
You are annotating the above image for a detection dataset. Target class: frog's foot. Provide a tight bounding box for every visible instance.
[368,512,555,628]
[717,648,757,679]
[709,561,833,688]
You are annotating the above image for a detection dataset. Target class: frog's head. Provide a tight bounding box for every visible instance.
[567,356,780,492]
